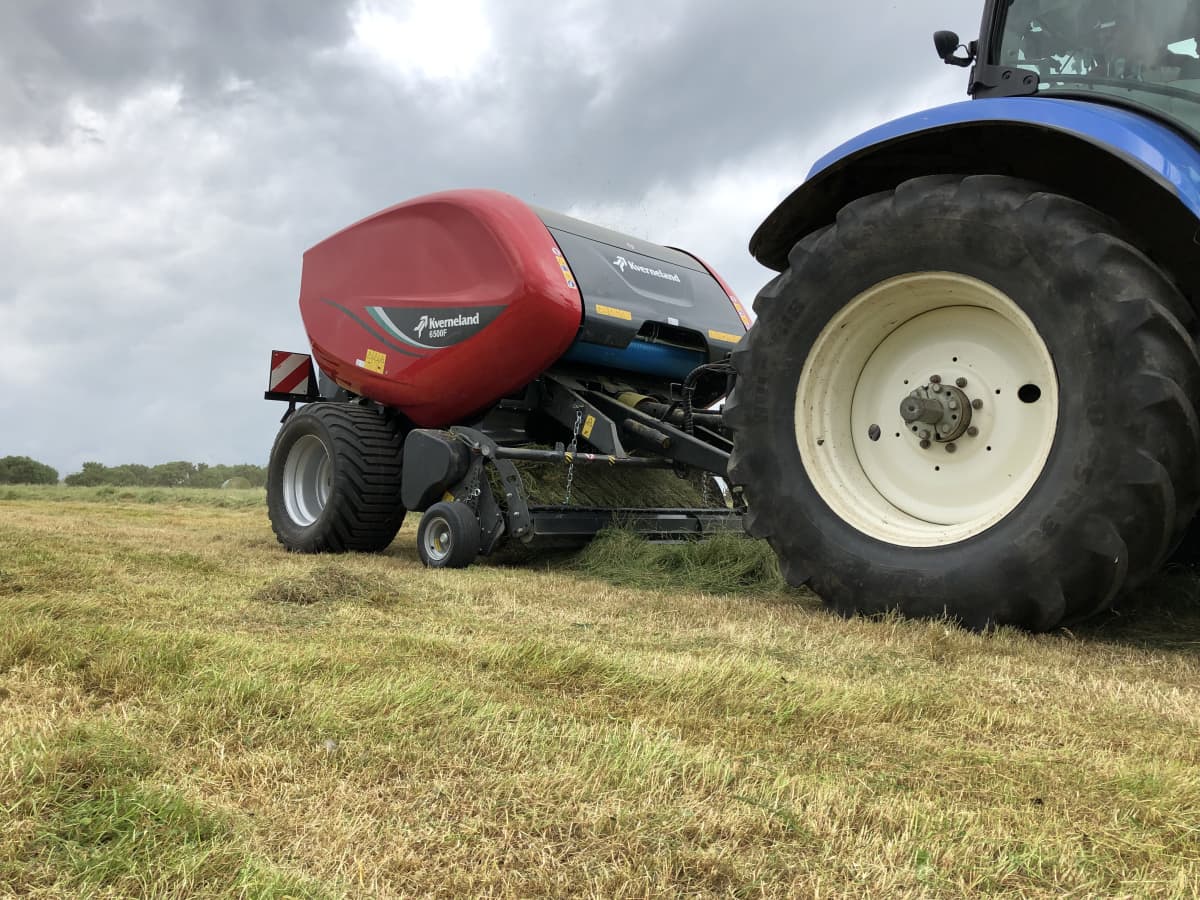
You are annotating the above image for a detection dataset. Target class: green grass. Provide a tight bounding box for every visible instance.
[2,489,1200,896]
[0,483,266,508]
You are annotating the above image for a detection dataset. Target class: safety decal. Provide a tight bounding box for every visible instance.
[552,246,578,290]
[581,414,596,439]
[595,304,633,321]
[708,329,743,345]
[355,348,387,374]
[729,295,752,328]
[268,351,313,396]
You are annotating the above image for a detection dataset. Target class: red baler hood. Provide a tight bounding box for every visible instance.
[299,189,583,426]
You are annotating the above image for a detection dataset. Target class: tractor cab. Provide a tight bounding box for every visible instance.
[940,0,1200,135]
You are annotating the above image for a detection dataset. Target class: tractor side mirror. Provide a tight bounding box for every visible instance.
[934,30,974,67]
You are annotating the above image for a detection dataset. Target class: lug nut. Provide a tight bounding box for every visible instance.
[938,423,952,435]
[920,439,931,450]
[948,400,958,410]
[919,429,931,440]
[967,426,979,437]
[932,384,942,394]
[946,443,957,453]
[972,399,983,410]
[956,377,968,388]
[929,375,942,384]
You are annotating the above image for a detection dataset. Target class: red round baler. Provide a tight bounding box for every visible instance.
[266,189,748,566]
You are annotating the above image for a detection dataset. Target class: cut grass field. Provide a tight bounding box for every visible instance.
[2,485,1200,897]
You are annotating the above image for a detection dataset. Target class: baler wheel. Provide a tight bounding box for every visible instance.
[727,174,1200,630]
[267,402,406,553]
[417,502,480,569]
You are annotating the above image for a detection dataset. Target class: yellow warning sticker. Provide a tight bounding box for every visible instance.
[581,414,596,439]
[708,329,743,344]
[596,304,632,321]
[364,348,387,373]
[730,296,752,328]
[553,247,578,290]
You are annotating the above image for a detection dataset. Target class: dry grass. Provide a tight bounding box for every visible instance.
[2,487,1200,897]
[504,458,715,508]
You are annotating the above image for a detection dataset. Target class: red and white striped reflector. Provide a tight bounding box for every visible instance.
[268,351,314,396]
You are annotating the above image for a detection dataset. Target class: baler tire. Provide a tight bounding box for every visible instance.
[267,402,407,553]
[726,174,1200,630]
[417,502,480,569]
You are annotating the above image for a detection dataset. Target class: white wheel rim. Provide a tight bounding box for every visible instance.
[423,517,452,562]
[795,272,1059,547]
[282,435,333,526]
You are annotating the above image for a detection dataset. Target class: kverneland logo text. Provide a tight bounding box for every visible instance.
[415,312,482,337]
[612,256,681,283]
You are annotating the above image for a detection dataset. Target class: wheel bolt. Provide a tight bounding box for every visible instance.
[929,375,942,384]
[920,439,931,450]
[938,423,951,435]
[972,399,983,410]
[948,400,958,411]
[946,443,957,453]
[967,426,979,437]
[932,384,942,394]
[919,429,931,440]
[956,377,968,388]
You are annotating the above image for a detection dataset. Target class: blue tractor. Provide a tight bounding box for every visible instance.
[727,0,1200,629]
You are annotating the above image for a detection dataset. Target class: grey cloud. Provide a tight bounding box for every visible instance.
[1,0,971,475]
[1,0,357,139]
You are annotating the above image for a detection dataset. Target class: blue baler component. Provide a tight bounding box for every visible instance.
[561,339,706,380]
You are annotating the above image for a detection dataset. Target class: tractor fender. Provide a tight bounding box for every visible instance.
[751,97,1200,304]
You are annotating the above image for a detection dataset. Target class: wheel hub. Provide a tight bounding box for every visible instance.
[898,375,979,449]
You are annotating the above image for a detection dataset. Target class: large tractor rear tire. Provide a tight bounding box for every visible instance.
[267,402,407,553]
[727,175,1200,630]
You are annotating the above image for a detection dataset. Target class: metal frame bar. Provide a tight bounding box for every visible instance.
[444,425,742,551]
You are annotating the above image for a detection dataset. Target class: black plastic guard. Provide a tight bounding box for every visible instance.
[401,430,472,511]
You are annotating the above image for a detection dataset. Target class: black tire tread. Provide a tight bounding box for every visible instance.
[267,402,406,553]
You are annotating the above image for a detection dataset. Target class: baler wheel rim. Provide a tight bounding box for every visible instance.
[281,434,334,527]
[423,517,454,563]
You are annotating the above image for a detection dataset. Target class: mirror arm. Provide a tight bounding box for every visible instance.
[945,41,977,68]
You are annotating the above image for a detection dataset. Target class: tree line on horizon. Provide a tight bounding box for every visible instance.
[0,456,267,488]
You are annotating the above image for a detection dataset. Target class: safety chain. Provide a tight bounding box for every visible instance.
[459,460,484,509]
[563,406,583,506]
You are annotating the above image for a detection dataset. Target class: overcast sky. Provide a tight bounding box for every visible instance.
[1,0,975,476]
